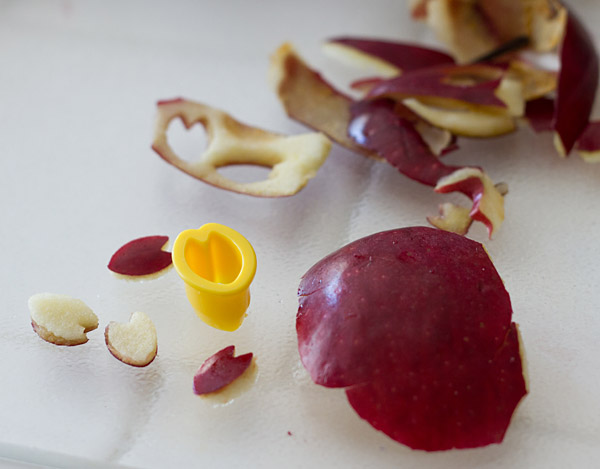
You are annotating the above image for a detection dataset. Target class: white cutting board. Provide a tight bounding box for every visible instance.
[0,1,599,467]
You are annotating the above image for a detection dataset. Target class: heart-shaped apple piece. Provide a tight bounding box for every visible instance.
[105,312,158,367]
[29,293,99,346]
[297,227,527,451]
[193,346,253,395]
[108,235,172,277]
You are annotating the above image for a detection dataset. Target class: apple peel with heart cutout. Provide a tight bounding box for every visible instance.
[193,346,253,395]
[105,311,158,367]
[108,235,172,277]
[151,98,331,197]
[297,227,527,451]
[29,293,99,346]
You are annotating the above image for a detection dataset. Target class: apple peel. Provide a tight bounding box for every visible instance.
[108,235,172,277]
[152,98,331,197]
[552,11,599,156]
[575,122,600,163]
[427,202,473,235]
[297,227,527,451]
[435,168,505,238]
[29,293,99,346]
[193,346,253,395]
[403,98,516,138]
[324,37,454,75]
[105,311,158,367]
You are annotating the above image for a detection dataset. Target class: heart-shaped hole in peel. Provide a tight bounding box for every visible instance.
[166,118,208,163]
[185,232,242,285]
[105,312,158,367]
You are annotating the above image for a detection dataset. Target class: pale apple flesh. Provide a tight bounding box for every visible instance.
[151,98,331,197]
[108,235,172,277]
[29,293,99,346]
[105,311,158,367]
[271,44,504,237]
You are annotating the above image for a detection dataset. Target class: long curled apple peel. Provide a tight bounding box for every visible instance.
[271,44,504,237]
[151,98,331,197]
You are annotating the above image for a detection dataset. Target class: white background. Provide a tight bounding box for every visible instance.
[0,1,599,467]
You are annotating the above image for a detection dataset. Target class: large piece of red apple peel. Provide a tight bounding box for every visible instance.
[297,227,527,451]
[271,44,504,237]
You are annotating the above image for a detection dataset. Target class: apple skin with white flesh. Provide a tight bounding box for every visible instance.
[29,293,99,346]
[105,312,158,367]
[297,227,527,451]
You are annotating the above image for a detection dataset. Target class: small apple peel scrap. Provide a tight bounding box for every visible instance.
[152,98,331,197]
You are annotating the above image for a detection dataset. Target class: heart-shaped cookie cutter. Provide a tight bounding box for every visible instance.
[172,223,257,331]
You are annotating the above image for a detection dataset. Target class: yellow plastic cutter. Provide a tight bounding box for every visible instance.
[172,223,257,331]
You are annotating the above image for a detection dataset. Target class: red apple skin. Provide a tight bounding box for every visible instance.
[553,11,599,154]
[327,37,455,71]
[108,236,172,276]
[193,346,253,395]
[525,97,555,133]
[575,121,600,152]
[297,227,527,450]
[367,64,507,109]
[348,99,461,186]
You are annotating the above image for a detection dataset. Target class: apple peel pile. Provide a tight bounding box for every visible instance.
[152,98,331,197]
[193,346,253,395]
[271,1,600,236]
[271,44,505,237]
[108,235,172,277]
[29,293,99,346]
[297,227,527,451]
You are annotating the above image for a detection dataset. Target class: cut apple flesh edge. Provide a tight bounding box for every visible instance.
[151,98,331,197]
[270,44,504,237]
[29,293,99,346]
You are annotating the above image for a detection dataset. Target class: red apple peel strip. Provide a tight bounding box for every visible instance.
[152,98,331,197]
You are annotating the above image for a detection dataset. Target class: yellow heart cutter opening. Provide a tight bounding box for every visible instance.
[172,223,257,331]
